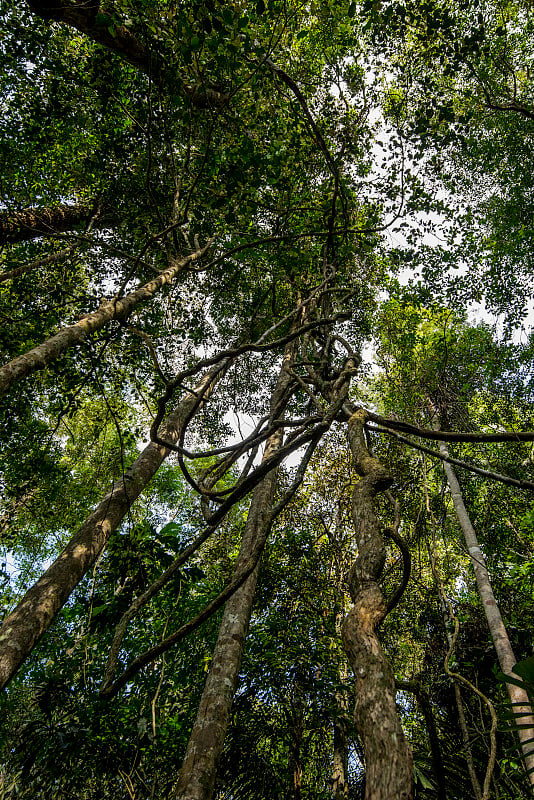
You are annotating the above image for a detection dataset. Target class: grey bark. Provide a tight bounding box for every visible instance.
[0,244,209,398]
[0,364,223,690]
[439,438,534,784]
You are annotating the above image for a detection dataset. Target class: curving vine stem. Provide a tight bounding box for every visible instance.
[341,409,413,800]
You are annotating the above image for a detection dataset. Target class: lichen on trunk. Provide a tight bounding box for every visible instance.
[341,409,413,800]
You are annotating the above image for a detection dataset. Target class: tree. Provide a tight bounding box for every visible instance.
[2,1,534,799]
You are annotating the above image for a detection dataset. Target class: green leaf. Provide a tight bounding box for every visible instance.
[512,656,534,684]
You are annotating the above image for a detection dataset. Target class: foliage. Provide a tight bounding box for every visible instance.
[1,0,534,798]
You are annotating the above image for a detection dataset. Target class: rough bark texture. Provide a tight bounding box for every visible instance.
[342,409,413,800]
[28,0,153,71]
[172,348,295,800]
[26,0,226,107]
[0,366,222,691]
[0,203,93,244]
[439,438,534,783]
[0,245,208,398]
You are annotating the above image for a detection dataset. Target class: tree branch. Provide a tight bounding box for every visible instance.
[342,404,534,443]
[368,425,534,492]
[26,0,227,107]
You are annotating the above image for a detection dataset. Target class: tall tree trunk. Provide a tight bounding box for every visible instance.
[0,243,209,398]
[26,1,226,107]
[341,409,413,800]
[397,680,447,800]
[172,345,296,800]
[0,363,224,690]
[438,437,534,784]
[0,203,94,244]
[289,684,304,800]
[290,740,303,800]
[332,710,349,800]
[0,247,74,284]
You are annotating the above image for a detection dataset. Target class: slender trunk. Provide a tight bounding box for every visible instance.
[332,533,350,800]
[286,678,304,800]
[453,680,482,800]
[435,592,482,800]
[290,741,303,800]
[332,712,349,800]
[0,247,74,284]
[289,685,304,800]
[0,244,209,398]
[172,347,295,800]
[341,409,413,800]
[397,680,447,800]
[0,364,223,690]
[438,438,534,783]
[0,203,94,245]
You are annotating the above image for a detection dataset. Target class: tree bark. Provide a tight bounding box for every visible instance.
[290,741,303,800]
[0,203,94,245]
[0,243,209,398]
[171,345,296,800]
[26,1,227,107]
[438,437,534,784]
[341,409,413,800]
[0,247,74,283]
[0,363,224,691]
[397,680,447,800]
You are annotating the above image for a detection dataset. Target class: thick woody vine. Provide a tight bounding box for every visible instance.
[342,408,413,800]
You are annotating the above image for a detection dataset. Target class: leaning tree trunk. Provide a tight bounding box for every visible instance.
[172,344,296,800]
[0,243,209,398]
[0,202,95,244]
[0,243,210,398]
[27,0,227,106]
[342,409,413,800]
[0,247,75,284]
[0,363,225,690]
[438,436,534,784]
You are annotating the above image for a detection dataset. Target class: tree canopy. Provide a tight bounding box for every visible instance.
[1,1,534,799]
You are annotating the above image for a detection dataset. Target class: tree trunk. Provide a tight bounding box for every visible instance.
[341,409,413,800]
[288,683,304,800]
[0,247,74,283]
[290,741,303,800]
[0,363,224,690]
[27,0,151,72]
[332,712,349,800]
[26,1,227,107]
[397,680,447,800]
[438,437,534,784]
[0,203,94,244]
[172,346,296,800]
[0,243,209,398]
